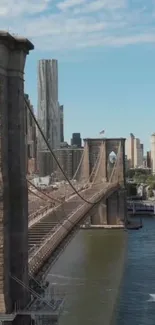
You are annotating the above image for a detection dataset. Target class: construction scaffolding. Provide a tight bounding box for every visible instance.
[0,274,64,325]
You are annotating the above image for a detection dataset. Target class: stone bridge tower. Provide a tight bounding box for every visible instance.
[83,137,126,185]
[0,31,34,321]
[83,138,127,226]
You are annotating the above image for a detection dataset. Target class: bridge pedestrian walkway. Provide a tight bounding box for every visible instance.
[28,183,103,255]
[28,139,124,276]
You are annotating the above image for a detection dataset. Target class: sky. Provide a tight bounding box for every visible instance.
[1,0,155,151]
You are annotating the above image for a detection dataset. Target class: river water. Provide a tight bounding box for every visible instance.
[45,217,155,325]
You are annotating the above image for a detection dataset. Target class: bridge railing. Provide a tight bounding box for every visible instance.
[28,182,120,276]
[28,203,54,226]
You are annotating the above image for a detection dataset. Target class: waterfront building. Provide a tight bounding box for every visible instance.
[125,133,143,168]
[133,138,143,168]
[151,133,155,174]
[147,151,151,168]
[125,133,135,168]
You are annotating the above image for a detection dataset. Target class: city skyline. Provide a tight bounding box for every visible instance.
[1,0,155,149]
[125,133,144,168]
[0,28,155,325]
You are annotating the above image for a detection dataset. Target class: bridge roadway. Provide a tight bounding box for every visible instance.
[28,185,101,251]
[28,183,82,216]
[28,182,120,276]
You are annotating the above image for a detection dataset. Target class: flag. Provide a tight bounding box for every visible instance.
[99,130,105,135]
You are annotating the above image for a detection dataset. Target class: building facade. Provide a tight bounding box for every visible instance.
[151,133,155,174]
[24,94,37,174]
[37,59,60,151]
[133,138,143,168]
[71,133,82,148]
[59,104,64,143]
[125,133,143,168]
[38,148,83,180]
[125,133,135,168]
[147,151,151,168]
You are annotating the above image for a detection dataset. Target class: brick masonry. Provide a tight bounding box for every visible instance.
[0,31,34,315]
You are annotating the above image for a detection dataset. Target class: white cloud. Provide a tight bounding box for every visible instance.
[23,15,106,37]
[74,0,126,14]
[0,0,155,51]
[0,0,51,17]
[57,0,86,11]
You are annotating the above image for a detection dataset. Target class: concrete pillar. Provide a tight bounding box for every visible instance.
[91,201,107,225]
[107,192,119,225]
[0,31,34,314]
[118,190,127,223]
[91,191,127,226]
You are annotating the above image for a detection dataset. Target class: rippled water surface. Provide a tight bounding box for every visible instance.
[46,229,126,325]
[45,217,155,325]
[114,217,155,325]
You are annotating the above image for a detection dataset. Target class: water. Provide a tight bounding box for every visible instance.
[45,217,155,325]
[46,229,126,324]
[114,217,155,325]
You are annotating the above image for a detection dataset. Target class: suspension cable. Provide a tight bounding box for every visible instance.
[25,96,102,205]
[27,179,80,236]
[27,179,61,204]
[28,180,86,233]
[28,188,48,202]
[28,185,83,238]
[72,150,84,180]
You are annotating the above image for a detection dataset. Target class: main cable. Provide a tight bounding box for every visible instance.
[27,175,81,231]
[27,179,61,204]
[28,179,82,231]
[25,96,100,205]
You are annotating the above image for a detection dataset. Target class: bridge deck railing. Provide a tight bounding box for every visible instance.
[28,182,120,276]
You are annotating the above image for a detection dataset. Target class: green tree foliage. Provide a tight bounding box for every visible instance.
[126,169,155,187]
[126,168,151,179]
[146,175,155,189]
[133,172,147,184]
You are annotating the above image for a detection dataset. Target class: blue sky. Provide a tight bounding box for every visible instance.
[1,0,155,151]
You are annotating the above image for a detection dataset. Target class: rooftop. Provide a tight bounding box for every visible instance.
[0,30,34,51]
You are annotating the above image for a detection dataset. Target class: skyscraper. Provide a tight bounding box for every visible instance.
[71,133,82,148]
[133,138,143,167]
[59,104,64,143]
[125,133,143,168]
[37,59,60,150]
[147,151,151,168]
[125,133,135,168]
